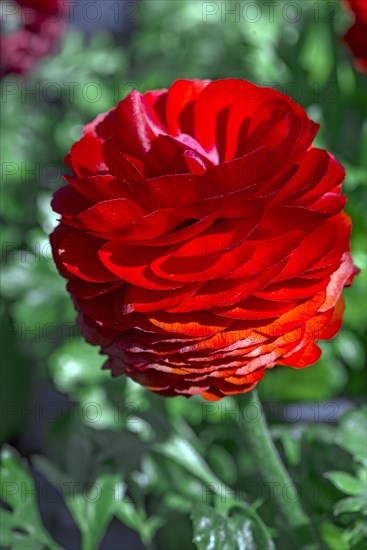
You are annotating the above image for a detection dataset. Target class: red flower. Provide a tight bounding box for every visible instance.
[51,79,357,401]
[342,0,367,72]
[0,0,67,77]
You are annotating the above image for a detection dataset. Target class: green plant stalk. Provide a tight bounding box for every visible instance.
[238,389,319,548]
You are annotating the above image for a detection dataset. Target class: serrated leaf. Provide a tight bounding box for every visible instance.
[66,473,122,550]
[115,499,164,546]
[34,456,161,547]
[35,457,123,549]
[191,503,274,550]
[324,471,362,496]
[0,446,61,550]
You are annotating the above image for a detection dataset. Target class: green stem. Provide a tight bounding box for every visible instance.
[238,389,319,548]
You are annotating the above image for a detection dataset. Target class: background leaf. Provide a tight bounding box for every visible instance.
[191,503,275,550]
[324,471,363,496]
[0,446,61,550]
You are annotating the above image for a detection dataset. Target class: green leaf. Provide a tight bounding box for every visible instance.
[115,499,164,546]
[156,436,226,491]
[34,456,161,547]
[271,426,301,466]
[324,471,363,496]
[49,337,107,395]
[66,473,122,550]
[334,496,367,516]
[300,23,334,86]
[338,407,367,465]
[258,355,347,401]
[0,445,61,550]
[346,521,367,546]
[163,491,193,513]
[34,457,121,550]
[191,503,274,550]
[357,465,367,486]
[321,522,350,550]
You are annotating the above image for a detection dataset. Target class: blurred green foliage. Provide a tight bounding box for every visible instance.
[0,1,366,548]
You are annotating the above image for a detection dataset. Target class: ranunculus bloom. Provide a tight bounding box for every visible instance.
[0,0,67,77]
[51,79,357,401]
[342,0,367,72]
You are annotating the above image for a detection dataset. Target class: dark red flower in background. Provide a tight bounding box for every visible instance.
[51,79,357,401]
[342,0,367,72]
[0,0,67,77]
